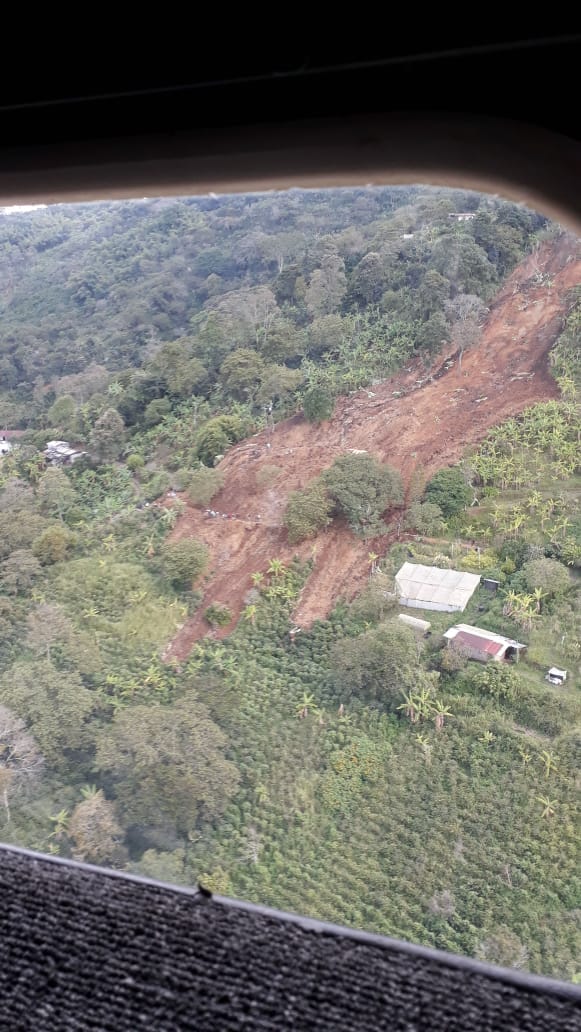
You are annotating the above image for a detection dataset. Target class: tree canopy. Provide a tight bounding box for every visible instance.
[95,697,240,835]
[323,453,404,537]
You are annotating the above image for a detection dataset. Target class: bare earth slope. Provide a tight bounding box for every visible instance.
[165,235,581,660]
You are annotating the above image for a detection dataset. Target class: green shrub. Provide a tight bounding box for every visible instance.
[188,468,225,507]
[405,501,445,536]
[126,453,145,472]
[144,397,172,427]
[32,525,77,565]
[162,539,209,589]
[424,467,471,517]
[196,415,245,466]
[142,471,171,502]
[204,603,232,628]
[522,557,571,597]
[468,663,520,700]
[284,480,333,544]
[303,387,335,424]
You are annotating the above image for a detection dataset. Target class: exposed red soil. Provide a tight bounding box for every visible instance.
[164,235,581,661]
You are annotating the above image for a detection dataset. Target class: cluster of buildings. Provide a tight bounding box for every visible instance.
[2,432,86,466]
[43,440,87,465]
[395,561,566,681]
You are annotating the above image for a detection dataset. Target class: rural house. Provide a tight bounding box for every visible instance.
[44,440,87,465]
[395,562,481,613]
[443,624,526,663]
[0,430,25,456]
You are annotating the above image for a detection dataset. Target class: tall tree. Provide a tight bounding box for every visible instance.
[323,453,404,537]
[161,539,208,590]
[89,408,126,462]
[0,704,44,822]
[95,697,240,835]
[25,604,74,661]
[68,789,125,864]
[0,549,42,594]
[306,255,347,317]
[284,481,333,543]
[37,467,77,522]
[444,294,488,371]
[330,620,420,706]
[0,661,94,769]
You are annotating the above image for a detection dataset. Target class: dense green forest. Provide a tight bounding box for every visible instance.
[0,188,579,982]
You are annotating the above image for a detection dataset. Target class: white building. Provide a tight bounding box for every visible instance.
[443,624,526,663]
[398,613,431,635]
[395,562,481,613]
[44,440,87,465]
[546,667,567,686]
[1,431,25,457]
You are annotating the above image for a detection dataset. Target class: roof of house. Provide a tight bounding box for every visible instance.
[395,563,481,609]
[454,630,505,656]
[443,623,526,651]
[0,843,578,1031]
[548,667,567,679]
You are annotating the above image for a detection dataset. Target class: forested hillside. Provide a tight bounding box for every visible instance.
[0,188,579,982]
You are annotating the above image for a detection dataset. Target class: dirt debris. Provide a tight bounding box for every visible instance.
[165,236,580,661]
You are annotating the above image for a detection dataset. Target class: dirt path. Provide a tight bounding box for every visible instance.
[164,235,581,660]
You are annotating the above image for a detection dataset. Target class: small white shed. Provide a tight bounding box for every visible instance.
[546,667,567,686]
[398,613,431,636]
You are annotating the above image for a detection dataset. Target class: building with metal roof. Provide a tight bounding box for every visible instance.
[443,624,526,663]
[395,563,481,613]
[398,613,431,635]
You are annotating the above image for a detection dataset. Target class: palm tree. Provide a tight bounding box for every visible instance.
[415,685,435,717]
[518,746,532,768]
[295,692,318,720]
[526,491,542,512]
[431,699,453,730]
[251,572,264,587]
[80,784,99,800]
[539,750,559,779]
[398,691,419,724]
[49,808,70,843]
[491,504,504,528]
[552,516,571,540]
[255,784,269,806]
[414,733,432,764]
[532,587,545,613]
[160,507,179,529]
[367,552,379,576]
[480,730,495,745]
[536,795,557,820]
[510,511,527,537]
[268,558,285,578]
[243,604,257,626]
[144,534,157,558]
[502,589,520,618]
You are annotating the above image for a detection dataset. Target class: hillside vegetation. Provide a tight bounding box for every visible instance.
[0,188,579,982]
